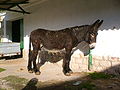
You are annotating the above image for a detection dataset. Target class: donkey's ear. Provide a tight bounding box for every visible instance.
[97,20,103,28]
[92,19,100,26]
[90,19,100,29]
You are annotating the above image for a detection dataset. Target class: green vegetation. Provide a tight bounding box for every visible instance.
[64,81,96,90]
[0,72,117,90]
[80,82,96,90]
[2,75,28,90]
[2,75,96,90]
[0,68,6,72]
[0,88,6,90]
[89,72,114,79]
[3,75,28,84]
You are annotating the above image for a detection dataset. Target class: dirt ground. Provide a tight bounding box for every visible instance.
[0,57,120,90]
[0,58,82,81]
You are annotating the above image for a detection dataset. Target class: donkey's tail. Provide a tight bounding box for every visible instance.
[29,35,31,56]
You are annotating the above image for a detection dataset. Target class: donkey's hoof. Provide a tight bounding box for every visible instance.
[69,70,73,74]
[65,72,72,76]
[64,70,73,76]
[28,70,33,73]
[35,71,41,75]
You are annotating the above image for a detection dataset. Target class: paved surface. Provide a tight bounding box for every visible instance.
[0,58,84,82]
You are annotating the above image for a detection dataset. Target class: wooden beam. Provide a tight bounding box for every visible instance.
[8,4,16,9]
[17,4,27,14]
[3,0,11,3]
[0,1,29,5]
[0,7,30,14]
[0,0,30,14]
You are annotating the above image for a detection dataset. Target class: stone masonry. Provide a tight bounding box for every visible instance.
[70,52,120,75]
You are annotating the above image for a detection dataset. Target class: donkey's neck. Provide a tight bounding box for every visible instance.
[72,25,89,43]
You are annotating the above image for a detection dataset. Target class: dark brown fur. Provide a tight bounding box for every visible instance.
[28,20,103,76]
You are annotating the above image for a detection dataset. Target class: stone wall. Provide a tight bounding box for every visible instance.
[70,52,120,75]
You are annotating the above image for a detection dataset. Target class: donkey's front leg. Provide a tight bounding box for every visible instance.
[63,52,73,76]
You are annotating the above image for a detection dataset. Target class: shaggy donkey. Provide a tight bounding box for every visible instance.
[28,20,103,76]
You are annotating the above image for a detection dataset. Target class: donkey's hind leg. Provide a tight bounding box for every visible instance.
[32,42,41,75]
[28,50,34,73]
[32,49,41,75]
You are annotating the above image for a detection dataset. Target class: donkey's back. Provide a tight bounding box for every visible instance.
[30,28,78,50]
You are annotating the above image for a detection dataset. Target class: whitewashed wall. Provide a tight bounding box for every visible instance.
[3,0,120,58]
[23,0,120,50]
[92,29,120,57]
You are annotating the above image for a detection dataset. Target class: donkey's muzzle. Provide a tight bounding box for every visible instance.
[89,43,96,49]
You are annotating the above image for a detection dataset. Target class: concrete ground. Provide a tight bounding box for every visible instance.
[0,58,85,82]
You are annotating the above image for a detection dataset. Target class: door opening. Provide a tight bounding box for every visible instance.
[12,19,24,57]
[12,20,20,42]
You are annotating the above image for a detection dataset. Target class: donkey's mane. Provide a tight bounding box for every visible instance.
[68,25,89,31]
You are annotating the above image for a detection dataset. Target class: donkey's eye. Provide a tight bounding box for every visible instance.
[90,33,94,37]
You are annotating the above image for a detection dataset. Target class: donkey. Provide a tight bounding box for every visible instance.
[28,19,103,76]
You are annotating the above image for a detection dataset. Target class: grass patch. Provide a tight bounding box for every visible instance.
[80,82,96,90]
[0,68,6,72]
[64,81,96,90]
[2,75,28,90]
[0,88,6,90]
[0,88,7,90]
[89,72,114,79]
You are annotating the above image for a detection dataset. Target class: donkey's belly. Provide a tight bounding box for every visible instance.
[39,47,66,63]
[41,47,65,53]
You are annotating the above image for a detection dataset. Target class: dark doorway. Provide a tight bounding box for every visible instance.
[12,20,20,42]
[12,19,24,57]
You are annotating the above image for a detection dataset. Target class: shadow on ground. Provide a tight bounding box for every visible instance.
[0,55,22,60]
[22,78,38,90]
[21,64,120,90]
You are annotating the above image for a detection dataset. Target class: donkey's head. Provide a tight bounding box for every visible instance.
[86,19,103,49]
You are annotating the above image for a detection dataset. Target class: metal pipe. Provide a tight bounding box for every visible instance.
[88,49,93,71]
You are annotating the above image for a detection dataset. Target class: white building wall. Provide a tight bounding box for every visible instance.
[92,29,120,57]
[4,0,120,58]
